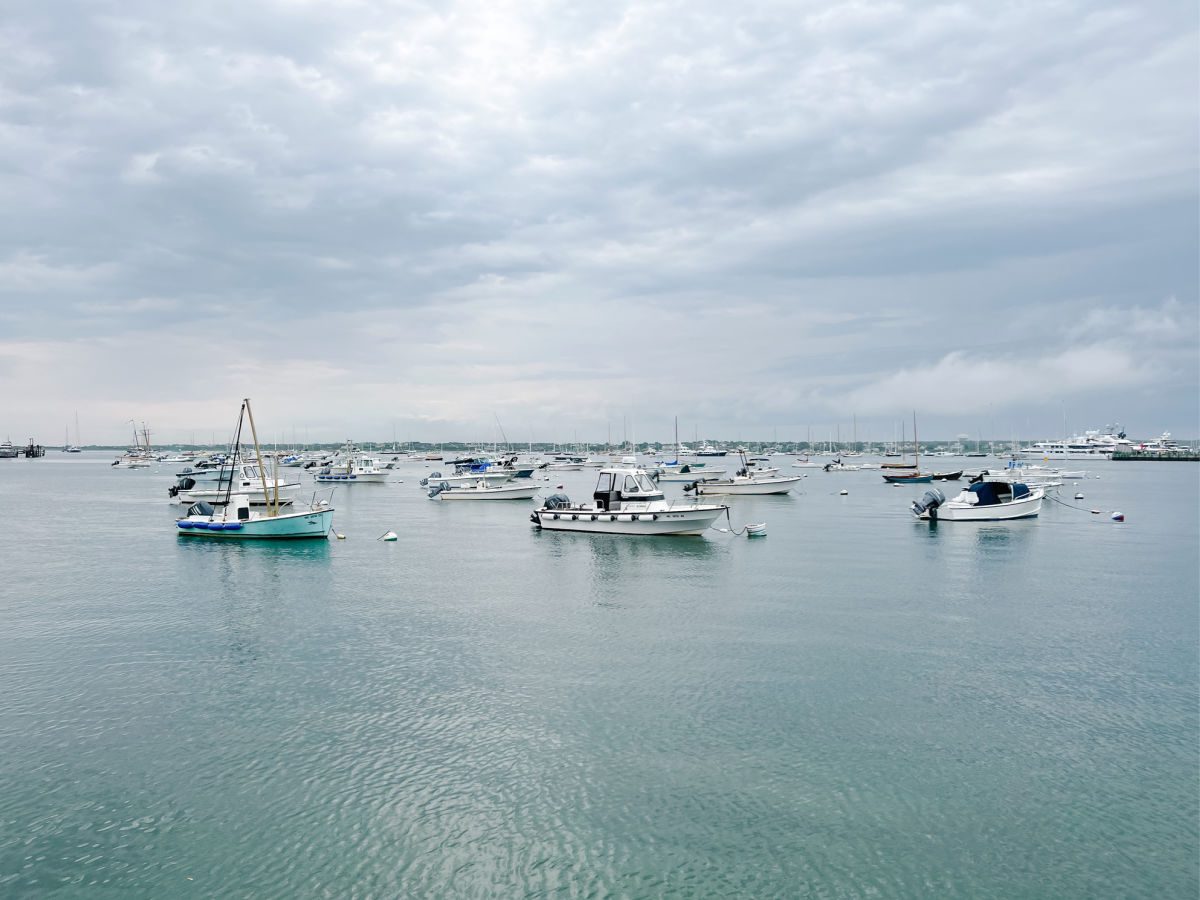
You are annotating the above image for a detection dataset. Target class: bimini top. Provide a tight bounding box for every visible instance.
[967,481,1031,506]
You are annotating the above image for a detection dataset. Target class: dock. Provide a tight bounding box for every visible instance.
[1112,449,1199,462]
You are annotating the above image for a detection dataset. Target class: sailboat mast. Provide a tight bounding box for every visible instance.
[243,398,278,517]
[913,411,920,471]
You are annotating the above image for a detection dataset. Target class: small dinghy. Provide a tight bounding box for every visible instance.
[911,481,1044,521]
[531,466,727,535]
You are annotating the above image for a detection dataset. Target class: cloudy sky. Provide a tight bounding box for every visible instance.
[1,0,1196,446]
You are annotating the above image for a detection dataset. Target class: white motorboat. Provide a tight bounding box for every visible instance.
[427,479,540,500]
[911,481,1044,521]
[314,445,391,483]
[689,472,802,495]
[531,466,728,535]
[171,462,300,506]
[420,468,516,488]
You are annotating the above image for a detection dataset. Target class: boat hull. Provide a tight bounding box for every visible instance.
[314,472,389,483]
[695,476,801,495]
[176,508,334,538]
[434,484,540,500]
[919,495,1043,521]
[532,505,726,535]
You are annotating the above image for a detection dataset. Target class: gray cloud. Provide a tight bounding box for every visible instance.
[0,0,1195,444]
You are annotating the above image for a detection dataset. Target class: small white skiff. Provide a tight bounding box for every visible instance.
[690,473,802,496]
[428,479,540,500]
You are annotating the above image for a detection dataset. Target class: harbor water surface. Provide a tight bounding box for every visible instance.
[1,456,1196,897]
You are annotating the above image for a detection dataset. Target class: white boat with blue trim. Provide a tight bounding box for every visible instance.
[911,481,1044,521]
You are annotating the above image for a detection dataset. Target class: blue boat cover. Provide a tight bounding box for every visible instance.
[967,482,1030,505]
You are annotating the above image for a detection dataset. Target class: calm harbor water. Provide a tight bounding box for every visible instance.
[1,454,1196,897]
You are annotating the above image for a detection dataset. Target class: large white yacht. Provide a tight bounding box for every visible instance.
[1019,426,1133,460]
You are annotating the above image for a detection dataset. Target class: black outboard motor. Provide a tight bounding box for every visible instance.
[427,482,450,499]
[186,501,216,518]
[911,488,946,519]
[543,493,571,510]
[968,470,987,484]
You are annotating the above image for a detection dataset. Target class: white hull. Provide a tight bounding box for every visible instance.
[533,504,726,535]
[177,486,297,506]
[315,471,389,483]
[433,483,540,500]
[695,475,802,495]
[177,507,334,538]
[434,471,517,486]
[920,493,1043,521]
[657,468,725,482]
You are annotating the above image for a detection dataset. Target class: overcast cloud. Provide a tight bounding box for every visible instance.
[1,0,1196,445]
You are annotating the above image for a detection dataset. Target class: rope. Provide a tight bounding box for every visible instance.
[710,506,752,535]
[1045,493,1112,516]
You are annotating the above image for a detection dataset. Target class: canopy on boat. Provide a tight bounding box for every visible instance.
[966,482,1030,506]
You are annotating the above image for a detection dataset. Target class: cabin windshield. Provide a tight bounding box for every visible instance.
[635,473,657,493]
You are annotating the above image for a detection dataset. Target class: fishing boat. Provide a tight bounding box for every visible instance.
[175,399,335,539]
[530,466,728,535]
[688,472,802,496]
[314,443,391,483]
[687,452,801,495]
[911,481,1045,521]
[427,479,540,500]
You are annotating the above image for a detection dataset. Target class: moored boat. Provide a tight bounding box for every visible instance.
[911,481,1044,521]
[174,399,335,539]
[427,479,541,500]
[531,466,728,535]
[176,495,333,538]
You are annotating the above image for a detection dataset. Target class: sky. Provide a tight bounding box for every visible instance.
[1,0,1197,446]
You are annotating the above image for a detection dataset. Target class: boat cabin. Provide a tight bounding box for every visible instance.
[960,481,1031,505]
[592,468,664,511]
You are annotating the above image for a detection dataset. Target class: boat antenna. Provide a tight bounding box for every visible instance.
[243,398,278,517]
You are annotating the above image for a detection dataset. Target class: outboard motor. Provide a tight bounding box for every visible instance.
[969,470,987,484]
[427,482,449,499]
[911,488,946,519]
[186,501,216,518]
[543,493,571,510]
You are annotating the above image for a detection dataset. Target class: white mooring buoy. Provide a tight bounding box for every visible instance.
[1074,492,1084,500]
[840,489,848,496]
